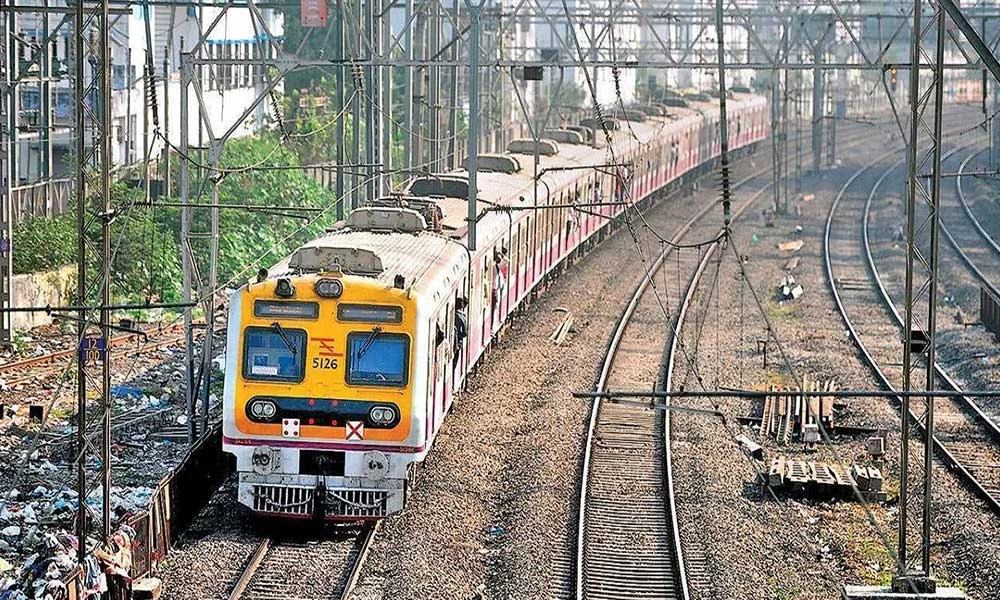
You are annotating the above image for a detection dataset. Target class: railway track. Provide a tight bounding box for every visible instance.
[227,523,377,600]
[946,150,1000,298]
[0,322,188,388]
[824,149,1000,515]
[575,117,896,599]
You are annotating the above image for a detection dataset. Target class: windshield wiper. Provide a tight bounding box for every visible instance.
[357,325,383,359]
[270,322,297,356]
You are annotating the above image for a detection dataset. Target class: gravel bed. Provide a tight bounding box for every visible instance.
[157,478,263,600]
[666,130,999,600]
[961,151,1000,243]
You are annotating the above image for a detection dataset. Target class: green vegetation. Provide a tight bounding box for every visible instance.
[764,297,803,323]
[15,7,457,305]
[207,135,339,286]
[850,536,894,586]
[12,134,340,306]
[11,211,76,273]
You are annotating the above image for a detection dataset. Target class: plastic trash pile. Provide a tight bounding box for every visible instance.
[777,275,804,301]
[0,483,153,573]
[0,529,78,600]
[0,523,136,600]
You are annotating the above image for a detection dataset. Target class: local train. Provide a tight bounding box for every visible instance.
[222,89,769,519]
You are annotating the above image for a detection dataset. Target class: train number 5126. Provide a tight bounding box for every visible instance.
[312,357,339,369]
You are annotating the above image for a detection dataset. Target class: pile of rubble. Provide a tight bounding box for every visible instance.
[766,455,886,503]
[776,275,804,301]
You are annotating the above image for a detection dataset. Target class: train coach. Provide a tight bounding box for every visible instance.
[221,89,769,520]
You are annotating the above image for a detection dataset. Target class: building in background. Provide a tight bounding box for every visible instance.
[5,0,282,223]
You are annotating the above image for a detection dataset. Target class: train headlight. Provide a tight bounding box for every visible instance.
[275,278,295,298]
[248,398,278,421]
[368,405,397,426]
[314,278,343,298]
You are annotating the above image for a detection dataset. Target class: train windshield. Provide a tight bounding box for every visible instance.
[242,325,307,382]
[346,331,409,387]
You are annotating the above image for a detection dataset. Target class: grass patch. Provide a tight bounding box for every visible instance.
[849,535,894,586]
[764,297,803,323]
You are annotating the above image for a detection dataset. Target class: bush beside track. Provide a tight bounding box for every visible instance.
[12,135,340,305]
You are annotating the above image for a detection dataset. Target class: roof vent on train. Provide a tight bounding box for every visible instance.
[506,138,559,156]
[563,125,594,143]
[542,129,585,144]
[460,153,523,173]
[660,96,688,108]
[406,174,470,199]
[579,117,620,131]
[367,196,443,231]
[289,246,384,276]
[346,206,428,233]
[702,88,735,99]
[610,108,647,122]
[635,105,666,117]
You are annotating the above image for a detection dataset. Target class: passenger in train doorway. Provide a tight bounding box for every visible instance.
[453,297,468,368]
[491,247,509,321]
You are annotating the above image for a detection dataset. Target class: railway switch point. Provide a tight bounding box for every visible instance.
[802,423,820,451]
[866,436,886,459]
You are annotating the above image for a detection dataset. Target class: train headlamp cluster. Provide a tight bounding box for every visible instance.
[368,405,397,426]
[314,278,343,298]
[249,398,278,421]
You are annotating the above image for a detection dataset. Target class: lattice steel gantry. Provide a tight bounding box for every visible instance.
[72,0,116,551]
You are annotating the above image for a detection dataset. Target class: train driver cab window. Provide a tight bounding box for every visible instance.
[346,331,410,387]
[243,325,307,382]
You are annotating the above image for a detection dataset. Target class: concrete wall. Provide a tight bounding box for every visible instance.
[11,264,76,331]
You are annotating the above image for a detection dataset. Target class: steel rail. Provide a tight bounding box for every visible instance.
[226,522,377,600]
[864,153,1000,444]
[576,160,765,600]
[227,538,271,600]
[0,322,186,374]
[955,150,1000,259]
[949,150,1000,300]
[339,522,379,600]
[824,147,1000,517]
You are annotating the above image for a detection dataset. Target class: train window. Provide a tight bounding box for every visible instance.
[345,331,410,387]
[242,325,307,382]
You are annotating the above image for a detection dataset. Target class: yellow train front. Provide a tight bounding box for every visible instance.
[221,228,454,520]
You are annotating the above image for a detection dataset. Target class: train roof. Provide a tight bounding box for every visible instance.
[257,92,765,307]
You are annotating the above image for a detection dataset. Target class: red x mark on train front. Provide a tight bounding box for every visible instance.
[346,420,364,441]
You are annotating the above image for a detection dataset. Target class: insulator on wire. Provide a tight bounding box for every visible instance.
[350,63,364,91]
[269,90,288,139]
[145,64,160,129]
